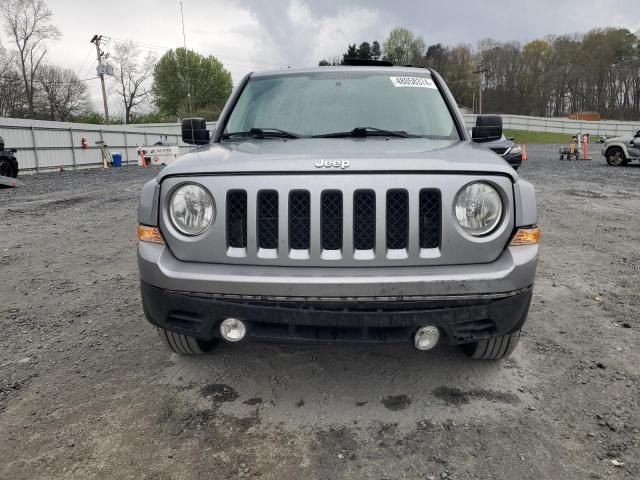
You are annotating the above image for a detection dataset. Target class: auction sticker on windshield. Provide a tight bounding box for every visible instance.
[389,76,437,89]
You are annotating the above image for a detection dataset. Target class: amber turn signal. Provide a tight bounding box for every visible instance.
[138,225,165,244]
[510,226,541,246]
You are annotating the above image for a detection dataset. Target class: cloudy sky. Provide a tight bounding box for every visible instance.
[3,0,639,117]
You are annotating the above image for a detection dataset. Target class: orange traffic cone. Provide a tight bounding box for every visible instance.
[522,144,528,161]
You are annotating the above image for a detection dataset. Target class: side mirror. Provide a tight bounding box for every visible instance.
[507,137,515,142]
[181,118,210,145]
[0,136,4,151]
[472,115,502,143]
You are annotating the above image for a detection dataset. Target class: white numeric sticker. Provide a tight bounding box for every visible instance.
[389,76,437,89]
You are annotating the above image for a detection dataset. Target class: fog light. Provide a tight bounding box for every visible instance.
[219,318,246,342]
[414,326,440,351]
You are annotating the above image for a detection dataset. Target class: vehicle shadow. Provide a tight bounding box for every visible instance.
[160,340,529,426]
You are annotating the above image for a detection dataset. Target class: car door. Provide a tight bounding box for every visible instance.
[629,130,640,158]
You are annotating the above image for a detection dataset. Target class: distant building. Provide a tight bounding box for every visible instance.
[568,112,601,121]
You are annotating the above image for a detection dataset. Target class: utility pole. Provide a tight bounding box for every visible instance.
[90,34,110,124]
[473,69,487,115]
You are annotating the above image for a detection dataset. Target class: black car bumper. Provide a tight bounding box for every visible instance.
[141,282,533,346]
[505,152,522,169]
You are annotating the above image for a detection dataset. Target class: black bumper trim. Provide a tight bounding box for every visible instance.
[141,282,533,346]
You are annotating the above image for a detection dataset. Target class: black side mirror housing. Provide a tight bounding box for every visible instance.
[472,115,503,143]
[181,118,210,145]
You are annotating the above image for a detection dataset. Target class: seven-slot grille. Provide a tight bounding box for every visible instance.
[225,188,441,259]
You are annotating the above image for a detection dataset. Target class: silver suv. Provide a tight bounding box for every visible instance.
[137,65,540,360]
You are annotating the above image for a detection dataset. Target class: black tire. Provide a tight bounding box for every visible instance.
[0,157,14,178]
[461,330,521,360]
[156,327,216,355]
[606,147,627,166]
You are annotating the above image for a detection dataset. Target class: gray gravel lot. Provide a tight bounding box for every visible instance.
[1,145,639,480]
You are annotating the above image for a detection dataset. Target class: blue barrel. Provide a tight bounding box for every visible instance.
[112,152,122,167]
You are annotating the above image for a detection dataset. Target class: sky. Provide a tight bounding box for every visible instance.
[2,0,639,117]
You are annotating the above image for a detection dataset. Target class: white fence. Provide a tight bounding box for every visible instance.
[0,117,216,172]
[2,114,640,173]
[462,114,640,137]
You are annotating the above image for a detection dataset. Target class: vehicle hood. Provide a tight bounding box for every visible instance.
[157,138,518,181]
[605,136,631,143]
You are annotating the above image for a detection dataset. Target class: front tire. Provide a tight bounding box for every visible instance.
[606,148,627,166]
[156,328,216,355]
[461,330,521,360]
[0,157,14,178]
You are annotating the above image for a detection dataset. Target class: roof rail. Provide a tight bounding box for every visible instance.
[341,59,394,67]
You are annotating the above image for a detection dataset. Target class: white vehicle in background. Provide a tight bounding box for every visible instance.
[601,128,640,166]
[137,139,182,167]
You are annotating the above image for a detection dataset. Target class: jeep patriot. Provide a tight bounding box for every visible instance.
[137,64,540,360]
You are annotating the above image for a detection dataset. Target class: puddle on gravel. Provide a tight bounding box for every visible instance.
[381,395,411,411]
[432,386,520,406]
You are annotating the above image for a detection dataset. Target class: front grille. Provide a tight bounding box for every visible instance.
[257,190,278,249]
[353,190,375,250]
[321,191,343,250]
[289,191,310,250]
[232,186,441,261]
[227,190,247,248]
[419,189,441,249]
[386,189,409,250]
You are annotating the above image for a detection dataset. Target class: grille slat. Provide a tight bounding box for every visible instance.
[227,190,247,248]
[321,191,343,250]
[419,189,441,249]
[386,190,409,250]
[353,190,376,250]
[257,190,279,249]
[289,191,310,250]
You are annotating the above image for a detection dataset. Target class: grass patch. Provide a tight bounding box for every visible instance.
[503,129,573,144]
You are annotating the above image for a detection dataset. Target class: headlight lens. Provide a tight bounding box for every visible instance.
[509,144,522,155]
[169,183,215,235]
[455,182,503,236]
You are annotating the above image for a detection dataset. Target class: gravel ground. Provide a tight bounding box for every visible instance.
[1,146,639,480]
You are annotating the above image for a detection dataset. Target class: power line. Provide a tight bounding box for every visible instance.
[75,46,95,79]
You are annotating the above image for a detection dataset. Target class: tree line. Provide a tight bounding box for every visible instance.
[0,0,232,124]
[321,26,640,120]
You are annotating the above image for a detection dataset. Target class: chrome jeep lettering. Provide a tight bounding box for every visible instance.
[314,159,350,169]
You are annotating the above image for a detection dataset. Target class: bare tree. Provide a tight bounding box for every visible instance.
[0,41,24,116]
[111,41,156,123]
[0,0,60,116]
[36,64,92,121]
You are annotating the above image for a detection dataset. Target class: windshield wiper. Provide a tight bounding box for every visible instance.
[222,127,303,140]
[312,127,418,138]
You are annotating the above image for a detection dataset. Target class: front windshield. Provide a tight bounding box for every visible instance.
[224,71,460,139]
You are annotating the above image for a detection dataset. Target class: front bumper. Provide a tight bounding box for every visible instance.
[504,152,523,168]
[141,282,533,345]
[138,242,537,345]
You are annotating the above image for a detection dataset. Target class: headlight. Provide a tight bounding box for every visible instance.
[509,145,522,155]
[169,183,215,235]
[455,182,503,236]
